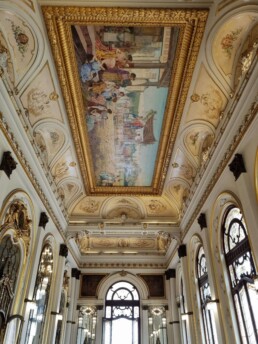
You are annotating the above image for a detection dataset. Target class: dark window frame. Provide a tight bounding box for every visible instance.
[103,281,140,344]
[222,205,258,344]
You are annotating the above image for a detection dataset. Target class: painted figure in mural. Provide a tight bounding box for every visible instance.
[80,57,104,83]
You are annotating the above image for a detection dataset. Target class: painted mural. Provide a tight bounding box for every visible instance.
[72,25,177,187]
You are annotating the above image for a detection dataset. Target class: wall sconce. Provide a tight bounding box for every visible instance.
[206,299,219,311]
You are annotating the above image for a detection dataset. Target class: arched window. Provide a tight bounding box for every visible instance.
[0,236,21,337]
[25,244,54,344]
[197,246,218,344]
[222,206,258,343]
[103,281,140,344]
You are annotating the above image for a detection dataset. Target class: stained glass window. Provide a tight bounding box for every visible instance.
[103,281,140,344]
[197,246,218,344]
[222,206,258,343]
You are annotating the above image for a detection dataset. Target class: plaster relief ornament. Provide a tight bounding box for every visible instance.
[179,163,195,182]
[157,231,171,251]
[54,161,76,180]
[147,200,166,213]
[27,88,51,117]
[79,198,100,213]
[8,19,29,57]
[191,88,223,121]
[76,231,90,252]
[2,201,31,237]
[221,28,243,58]
[0,45,8,70]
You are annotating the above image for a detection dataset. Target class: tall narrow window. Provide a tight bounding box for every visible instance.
[223,206,258,343]
[197,246,218,344]
[180,278,188,344]
[0,236,21,339]
[25,244,54,344]
[103,281,140,344]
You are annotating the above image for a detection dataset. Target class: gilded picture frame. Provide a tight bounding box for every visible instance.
[42,6,208,195]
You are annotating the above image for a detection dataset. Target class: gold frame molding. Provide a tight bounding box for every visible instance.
[255,148,258,203]
[42,6,208,195]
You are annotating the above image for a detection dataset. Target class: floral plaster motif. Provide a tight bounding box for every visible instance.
[147,200,167,214]
[60,182,80,207]
[212,13,258,76]
[186,66,227,127]
[20,63,63,126]
[0,34,14,83]
[170,149,196,185]
[221,28,243,58]
[0,11,35,83]
[184,127,214,166]
[79,199,100,214]
[52,150,78,184]
[34,127,65,164]
[168,182,189,208]
[234,24,258,89]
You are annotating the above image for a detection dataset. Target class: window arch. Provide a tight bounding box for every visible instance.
[103,281,140,344]
[196,246,218,344]
[222,206,258,343]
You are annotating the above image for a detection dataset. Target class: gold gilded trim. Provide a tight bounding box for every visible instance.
[42,6,208,196]
[255,148,258,203]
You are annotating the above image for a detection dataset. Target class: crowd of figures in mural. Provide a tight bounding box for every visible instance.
[72,25,176,187]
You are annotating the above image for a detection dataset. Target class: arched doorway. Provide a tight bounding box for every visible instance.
[103,281,140,344]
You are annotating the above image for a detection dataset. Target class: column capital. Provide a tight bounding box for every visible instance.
[197,213,207,230]
[142,305,148,311]
[59,243,68,257]
[39,212,49,229]
[71,268,81,279]
[165,269,176,280]
[228,153,246,180]
[178,244,187,258]
[0,151,17,178]
[97,305,103,311]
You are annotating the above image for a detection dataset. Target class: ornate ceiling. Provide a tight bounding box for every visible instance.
[0,0,257,266]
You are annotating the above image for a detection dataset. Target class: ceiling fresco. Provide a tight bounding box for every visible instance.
[1,2,257,263]
[42,6,208,196]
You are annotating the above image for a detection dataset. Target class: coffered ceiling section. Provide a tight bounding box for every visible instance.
[42,7,208,196]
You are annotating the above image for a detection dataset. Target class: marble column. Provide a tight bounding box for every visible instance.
[95,305,104,344]
[47,244,68,344]
[70,269,81,343]
[142,305,149,344]
[178,245,195,344]
[64,268,80,344]
[166,269,181,344]
[199,214,226,344]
